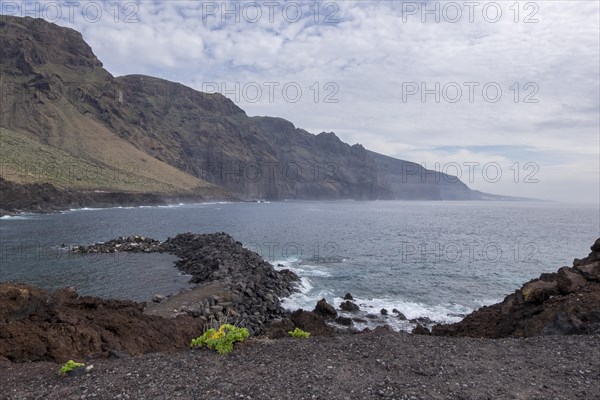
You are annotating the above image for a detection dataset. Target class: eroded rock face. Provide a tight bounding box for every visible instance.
[0,283,203,363]
[432,238,600,338]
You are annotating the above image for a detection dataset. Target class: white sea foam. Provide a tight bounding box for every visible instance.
[273,259,331,276]
[329,296,475,332]
[0,215,31,220]
[272,258,300,269]
[341,296,471,322]
[274,257,480,332]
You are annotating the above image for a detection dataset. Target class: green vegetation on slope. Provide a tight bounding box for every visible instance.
[0,128,221,194]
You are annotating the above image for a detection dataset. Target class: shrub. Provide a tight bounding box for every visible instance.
[190,323,249,355]
[288,327,310,338]
[58,360,85,376]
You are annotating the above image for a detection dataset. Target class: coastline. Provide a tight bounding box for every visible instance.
[2,235,599,360]
[0,177,238,217]
[1,235,599,397]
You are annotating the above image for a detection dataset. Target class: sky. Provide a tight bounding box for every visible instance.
[3,1,599,203]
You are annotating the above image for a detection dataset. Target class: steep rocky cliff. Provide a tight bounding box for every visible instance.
[1,15,485,202]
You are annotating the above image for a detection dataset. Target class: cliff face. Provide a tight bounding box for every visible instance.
[0,17,224,197]
[366,151,476,200]
[1,15,482,201]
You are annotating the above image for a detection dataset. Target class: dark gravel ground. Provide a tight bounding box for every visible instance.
[1,330,598,400]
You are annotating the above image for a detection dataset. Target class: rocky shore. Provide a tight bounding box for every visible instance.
[430,238,600,338]
[73,233,300,336]
[0,283,204,363]
[0,178,235,217]
[1,236,600,398]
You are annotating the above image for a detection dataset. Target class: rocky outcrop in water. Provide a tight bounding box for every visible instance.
[74,233,300,335]
[0,284,203,363]
[72,235,163,253]
[431,238,600,338]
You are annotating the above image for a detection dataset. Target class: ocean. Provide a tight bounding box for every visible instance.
[1,201,598,331]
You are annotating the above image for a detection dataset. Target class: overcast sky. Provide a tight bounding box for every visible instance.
[6,1,599,203]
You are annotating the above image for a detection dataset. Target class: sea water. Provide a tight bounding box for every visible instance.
[1,201,598,330]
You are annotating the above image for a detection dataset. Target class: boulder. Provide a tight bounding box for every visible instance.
[541,313,584,335]
[343,293,354,300]
[556,267,588,294]
[574,261,600,281]
[313,298,337,319]
[340,300,360,312]
[409,316,434,325]
[265,319,295,339]
[521,280,560,304]
[152,294,166,303]
[290,310,335,336]
[412,324,431,335]
[335,316,353,326]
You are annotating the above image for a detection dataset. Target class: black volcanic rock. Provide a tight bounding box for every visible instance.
[73,232,300,336]
[340,300,360,312]
[313,298,338,319]
[432,238,600,338]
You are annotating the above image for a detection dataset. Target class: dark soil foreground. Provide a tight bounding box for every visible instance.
[1,330,599,400]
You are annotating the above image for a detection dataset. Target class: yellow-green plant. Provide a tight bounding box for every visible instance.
[288,327,310,338]
[59,360,85,376]
[190,324,249,355]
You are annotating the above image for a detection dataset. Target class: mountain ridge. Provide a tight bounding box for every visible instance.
[1,15,514,205]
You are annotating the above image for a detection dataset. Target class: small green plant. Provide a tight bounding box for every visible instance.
[59,360,85,376]
[288,327,310,338]
[190,323,249,355]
